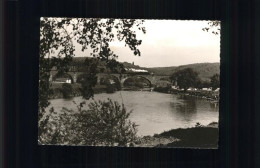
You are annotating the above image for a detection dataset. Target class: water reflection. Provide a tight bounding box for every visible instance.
[170,95,197,122]
[210,102,219,109]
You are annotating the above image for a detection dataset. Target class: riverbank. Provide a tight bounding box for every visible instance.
[134,122,218,148]
[48,83,152,99]
[48,83,108,99]
[170,89,219,101]
[49,83,219,102]
[153,87,219,102]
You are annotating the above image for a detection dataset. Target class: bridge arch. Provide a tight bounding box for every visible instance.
[76,73,90,83]
[53,72,74,83]
[122,76,152,88]
[99,74,121,90]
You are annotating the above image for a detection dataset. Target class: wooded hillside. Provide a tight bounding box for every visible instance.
[67,57,220,81]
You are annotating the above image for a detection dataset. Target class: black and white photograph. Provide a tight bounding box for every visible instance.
[38,18,220,148]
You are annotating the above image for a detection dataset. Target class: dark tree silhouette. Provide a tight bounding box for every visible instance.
[61,83,73,99]
[210,73,220,90]
[39,18,145,115]
[170,68,200,91]
[39,18,146,143]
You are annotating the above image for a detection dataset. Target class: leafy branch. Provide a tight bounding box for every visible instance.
[202,21,221,35]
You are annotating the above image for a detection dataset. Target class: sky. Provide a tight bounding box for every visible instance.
[74,19,220,67]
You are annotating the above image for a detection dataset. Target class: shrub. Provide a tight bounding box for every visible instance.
[154,86,170,93]
[195,122,202,128]
[38,107,77,145]
[39,99,138,146]
[74,99,138,146]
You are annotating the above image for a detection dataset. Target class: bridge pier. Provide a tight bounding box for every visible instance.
[73,74,77,83]
[49,74,53,82]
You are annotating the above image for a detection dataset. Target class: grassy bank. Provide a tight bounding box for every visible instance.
[157,127,218,148]
[135,122,218,148]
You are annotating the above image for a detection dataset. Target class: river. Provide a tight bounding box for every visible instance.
[48,91,219,136]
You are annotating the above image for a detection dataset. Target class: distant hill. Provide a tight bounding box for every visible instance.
[145,66,178,76]
[146,63,220,81]
[175,63,220,81]
[65,57,220,81]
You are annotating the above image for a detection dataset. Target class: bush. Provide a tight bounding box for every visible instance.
[38,107,77,145]
[74,99,138,146]
[154,86,170,93]
[38,99,138,146]
[61,83,73,99]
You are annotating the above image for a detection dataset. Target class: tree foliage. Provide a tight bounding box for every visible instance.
[39,17,145,143]
[75,99,138,146]
[38,107,78,144]
[202,21,221,35]
[170,68,200,91]
[39,17,145,115]
[210,73,220,90]
[39,99,138,146]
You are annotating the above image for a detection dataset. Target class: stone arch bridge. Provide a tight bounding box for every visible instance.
[49,70,170,87]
